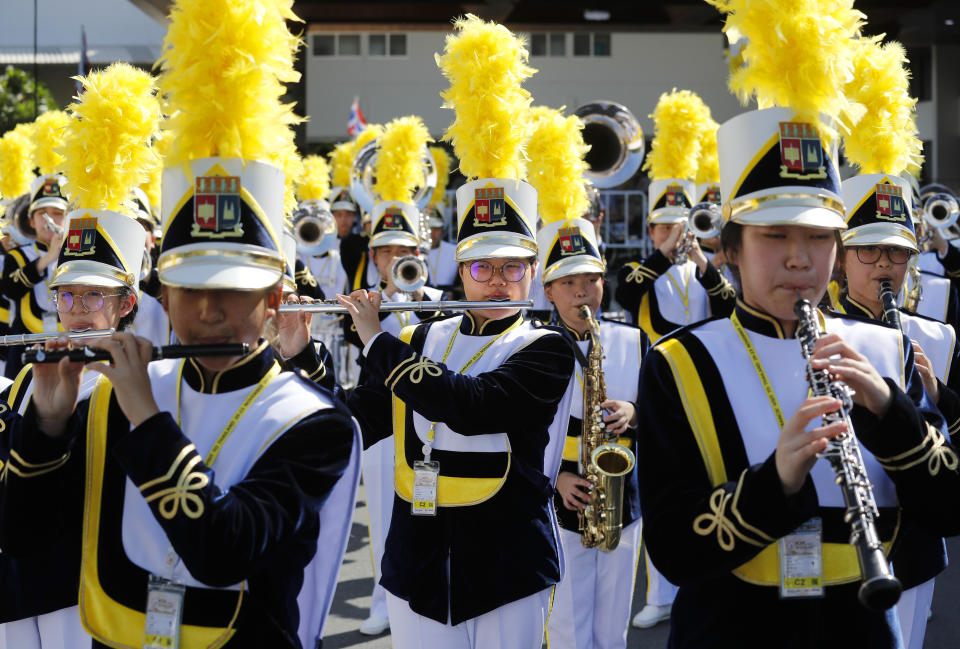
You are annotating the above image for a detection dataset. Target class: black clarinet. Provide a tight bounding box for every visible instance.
[793,298,902,611]
[22,344,249,364]
[878,279,902,332]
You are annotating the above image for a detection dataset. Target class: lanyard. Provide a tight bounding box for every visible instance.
[422,317,523,461]
[730,312,785,429]
[175,360,281,465]
[163,358,280,580]
[665,263,692,319]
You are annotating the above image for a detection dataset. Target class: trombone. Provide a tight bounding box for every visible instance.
[279,300,533,314]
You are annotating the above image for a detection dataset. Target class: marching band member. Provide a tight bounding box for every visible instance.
[830,47,952,646]
[0,174,69,379]
[639,3,960,646]
[0,3,362,647]
[526,107,645,649]
[913,182,960,279]
[615,90,735,344]
[343,16,574,649]
[345,115,443,637]
[832,174,958,649]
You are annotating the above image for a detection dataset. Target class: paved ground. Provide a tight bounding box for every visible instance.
[323,482,960,648]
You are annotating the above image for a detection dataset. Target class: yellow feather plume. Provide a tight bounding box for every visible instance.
[59,63,160,212]
[0,126,34,200]
[526,108,590,225]
[436,14,536,181]
[157,0,303,167]
[298,155,331,202]
[31,110,70,175]
[374,116,432,203]
[139,130,169,220]
[843,38,920,175]
[643,89,710,181]
[329,142,354,188]
[904,122,924,180]
[707,0,865,145]
[696,117,720,185]
[428,146,452,207]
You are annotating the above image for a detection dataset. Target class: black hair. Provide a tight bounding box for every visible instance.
[116,287,139,331]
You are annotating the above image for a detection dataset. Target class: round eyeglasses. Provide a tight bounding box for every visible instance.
[468,261,528,283]
[854,246,912,265]
[51,289,122,313]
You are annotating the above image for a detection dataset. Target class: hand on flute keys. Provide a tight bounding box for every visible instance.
[31,337,85,438]
[337,290,383,347]
[276,294,314,360]
[84,333,160,427]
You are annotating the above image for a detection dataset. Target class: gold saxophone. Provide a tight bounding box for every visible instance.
[578,305,637,552]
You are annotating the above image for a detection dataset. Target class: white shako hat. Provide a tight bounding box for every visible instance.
[369,201,421,249]
[841,174,917,253]
[28,174,69,213]
[695,182,722,205]
[329,186,358,212]
[158,157,287,290]
[455,179,538,261]
[50,209,147,297]
[536,217,605,283]
[647,178,696,225]
[718,107,846,230]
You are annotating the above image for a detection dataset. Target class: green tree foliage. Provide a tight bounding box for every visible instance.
[0,66,57,134]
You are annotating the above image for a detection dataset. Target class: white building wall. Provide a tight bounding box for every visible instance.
[305,29,748,142]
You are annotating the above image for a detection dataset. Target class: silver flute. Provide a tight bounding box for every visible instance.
[0,329,115,347]
[793,298,901,611]
[278,300,534,314]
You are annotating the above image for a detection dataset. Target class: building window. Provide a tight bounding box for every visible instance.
[593,32,611,56]
[338,34,361,56]
[549,33,566,56]
[531,33,547,57]
[389,34,407,56]
[573,33,590,57]
[907,46,931,102]
[312,34,335,56]
[369,34,386,57]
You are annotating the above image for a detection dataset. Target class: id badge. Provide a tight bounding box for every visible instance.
[144,574,186,649]
[411,460,439,516]
[779,517,824,599]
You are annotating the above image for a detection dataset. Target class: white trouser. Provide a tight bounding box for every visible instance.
[386,588,552,649]
[641,520,678,607]
[361,437,394,620]
[0,606,88,649]
[897,579,935,649]
[547,519,642,649]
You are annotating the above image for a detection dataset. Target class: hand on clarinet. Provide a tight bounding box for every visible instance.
[337,290,383,347]
[85,333,160,427]
[776,396,848,496]
[31,336,85,438]
[911,340,939,403]
[809,332,893,417]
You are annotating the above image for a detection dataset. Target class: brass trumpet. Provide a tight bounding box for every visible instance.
[392,255,428,294]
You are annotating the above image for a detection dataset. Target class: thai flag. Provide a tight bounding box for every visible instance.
[347,96,368,137]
